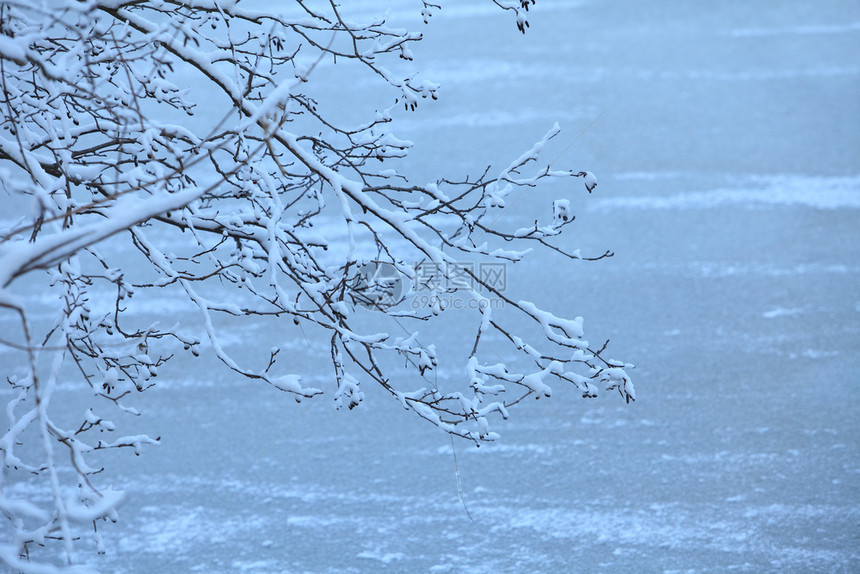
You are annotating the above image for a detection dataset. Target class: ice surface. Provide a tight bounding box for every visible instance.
[2,0,858,572]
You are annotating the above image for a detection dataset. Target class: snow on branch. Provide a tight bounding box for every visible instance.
[0,0,631,569]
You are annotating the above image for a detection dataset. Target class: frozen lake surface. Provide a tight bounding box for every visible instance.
[2,0,858,572]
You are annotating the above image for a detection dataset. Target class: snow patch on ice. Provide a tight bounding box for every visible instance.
[614,171,694,181]
[487,499,859,568]
[692,261,855,278]
[436,442,555,457]
[801,349,839,359]
[730,22,860,38]
[286,515,341,528]
[592,175,860,211]
[118,506,267,554]
[762,307,805,319]
[422,59,559,85]
[357,550,405,564]
[687,66,860,81]
[231,559,280,572]
[399,107,588,130]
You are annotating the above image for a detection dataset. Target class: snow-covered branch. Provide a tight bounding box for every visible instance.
[0,0,632,569]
